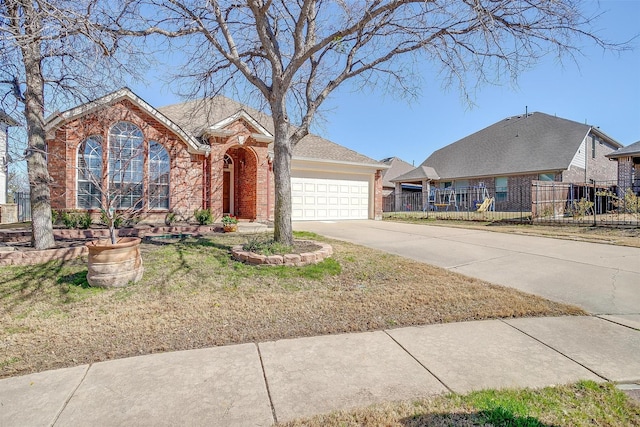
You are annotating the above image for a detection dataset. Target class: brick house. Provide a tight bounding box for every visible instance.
[606,140,640,195]
[391,112,623,211]
[379,156,418,197]
[45,88,385,222]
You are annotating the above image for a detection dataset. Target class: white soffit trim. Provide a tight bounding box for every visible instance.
[251,133,274,143]
[205,110,273,138]
[44,88,209,155]
[292,156,389,172]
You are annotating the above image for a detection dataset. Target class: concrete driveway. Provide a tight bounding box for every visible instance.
[294,220,640,316]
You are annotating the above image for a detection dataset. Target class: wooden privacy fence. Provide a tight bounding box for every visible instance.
[531,181,571,218]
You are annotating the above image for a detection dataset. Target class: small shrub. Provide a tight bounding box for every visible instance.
[51,209,60,226]
[194,208,213,225]
[77,212,93,229]
[540,205,554,218]
[617,188,640,217]
[243,236,293,256]
[571,198,594,218]
[61,211,79,229]
[100,210,124,229]
[222,214,238,226]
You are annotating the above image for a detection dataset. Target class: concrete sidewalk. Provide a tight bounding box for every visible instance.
[2,315,639,426]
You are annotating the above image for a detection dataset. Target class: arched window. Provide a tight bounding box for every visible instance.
[108,122,144,209]
[76,123,172,211]
[77,136,103,209]
[149,141,170,209]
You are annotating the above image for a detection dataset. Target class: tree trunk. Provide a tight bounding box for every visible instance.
[22,37,55,249]
[271,105,294,246]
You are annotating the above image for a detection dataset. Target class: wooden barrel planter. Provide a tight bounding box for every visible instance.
[85,237,144,288]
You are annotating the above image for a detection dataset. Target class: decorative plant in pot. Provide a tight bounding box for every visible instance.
[222,214,238,232]
[76,120,161,288]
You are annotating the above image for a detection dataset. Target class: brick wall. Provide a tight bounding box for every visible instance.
[616,157,634,192]
[562,132,618,183]
[205,119,270,221]
[46,101,205,219]
[374,170,383,220]
[48,100,378,224]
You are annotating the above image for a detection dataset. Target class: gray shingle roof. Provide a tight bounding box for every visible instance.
[158,97,382,166]
[391,165,440,182]
[380,157,416,187]
[421,112,621,179]
[607,140,640,158]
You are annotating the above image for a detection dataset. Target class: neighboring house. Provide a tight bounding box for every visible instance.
[45,88,385,222]
[392,112,622,211]
[379,156,419,196]
[606,140,640,195]
[0,110,19,205]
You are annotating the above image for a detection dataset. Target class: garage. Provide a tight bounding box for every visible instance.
[291,177,369,220]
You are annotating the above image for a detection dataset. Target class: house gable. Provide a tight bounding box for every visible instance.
[422,112,622,180]
[202,110,274,143]
[45,88,208,155]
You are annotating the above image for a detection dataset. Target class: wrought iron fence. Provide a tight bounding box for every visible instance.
[383,181,640,226]
[13,191,31,222]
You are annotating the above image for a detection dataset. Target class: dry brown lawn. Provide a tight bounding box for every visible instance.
[385,214,640,248]
[0,232,584,379]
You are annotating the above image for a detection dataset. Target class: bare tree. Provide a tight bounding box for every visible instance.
[117,0,619,245]
[0,1,146,248]
[57,101,205,244]
[76,122,154,245]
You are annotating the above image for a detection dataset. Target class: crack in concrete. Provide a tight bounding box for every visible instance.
[51,364,91,427]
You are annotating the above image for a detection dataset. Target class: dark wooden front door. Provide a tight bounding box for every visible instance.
[223,169,230,213]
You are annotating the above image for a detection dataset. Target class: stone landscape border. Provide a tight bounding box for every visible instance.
[0,246,88,266]
[231,240,333,266]
[0,226,217,266]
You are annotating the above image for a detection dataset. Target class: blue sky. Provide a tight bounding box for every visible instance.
[134,1,639,166]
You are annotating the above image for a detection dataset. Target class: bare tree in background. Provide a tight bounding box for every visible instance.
[0,1,146,248]
[114,0,620,246]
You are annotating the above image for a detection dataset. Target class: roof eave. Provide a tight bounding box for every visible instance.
[590,127,624,149]
[292,156,388,170]
[45,88,210,155]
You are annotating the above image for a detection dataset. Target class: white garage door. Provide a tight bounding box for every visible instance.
[291,177,369,220]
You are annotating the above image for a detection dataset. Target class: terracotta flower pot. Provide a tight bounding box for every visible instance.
[85,237,144,288]
[223,224,238,232]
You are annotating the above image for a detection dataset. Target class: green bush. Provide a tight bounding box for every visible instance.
[194,208,213,225]
[61,211,79,229]
[100,210,124,229]
[77,212,93,229]
[60,211,93,229]
[51,209,60,226]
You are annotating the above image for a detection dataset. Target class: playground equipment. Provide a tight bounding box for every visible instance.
[426,188,458,211]
[424,183,495,213]
[473,184,495,212]
[476,197,495,212]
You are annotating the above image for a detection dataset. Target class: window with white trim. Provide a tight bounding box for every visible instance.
[149,141,170,209]
[108,122,144,209]
[76,122,171,211]
[77,136,103,209]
